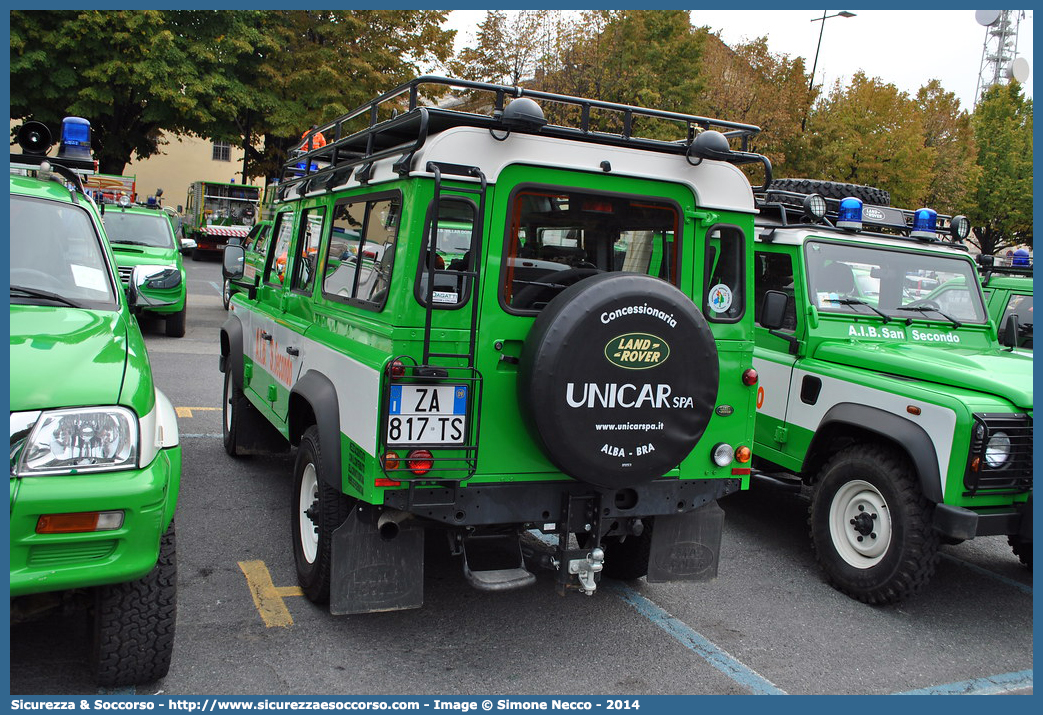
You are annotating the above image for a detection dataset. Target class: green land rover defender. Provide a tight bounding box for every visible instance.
[751,179,1032,604]
[220,76,770,613]
[9,118,181,685]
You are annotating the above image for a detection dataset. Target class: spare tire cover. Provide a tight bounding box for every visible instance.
[518,272,718,489]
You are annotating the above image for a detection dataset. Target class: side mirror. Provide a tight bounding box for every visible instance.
[1001,313,1020,350]
[127,265,175,310]
[223,245,246,280]
[759,290,789,330]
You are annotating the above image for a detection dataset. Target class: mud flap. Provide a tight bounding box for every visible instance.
[329,509,424,614]
[646,500,725,583]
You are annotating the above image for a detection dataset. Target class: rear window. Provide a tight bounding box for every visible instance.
[502,188,679,312]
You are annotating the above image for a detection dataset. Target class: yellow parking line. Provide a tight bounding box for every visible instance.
[238,560,303,628]
[176,406,221,418]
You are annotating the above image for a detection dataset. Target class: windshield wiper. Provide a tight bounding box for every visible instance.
[11,285,83,308]
[897,305,963,328]
[830,297,891,323]
[109,239,151,246]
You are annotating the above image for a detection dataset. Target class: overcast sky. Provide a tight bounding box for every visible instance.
[447,9,1034,113]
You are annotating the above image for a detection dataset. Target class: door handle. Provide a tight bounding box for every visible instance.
[261,331,273,342]
[286,346,299,356]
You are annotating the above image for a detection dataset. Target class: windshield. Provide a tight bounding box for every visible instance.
[103,210,177,249]
[805,240,987,324]
[10,194,117,308]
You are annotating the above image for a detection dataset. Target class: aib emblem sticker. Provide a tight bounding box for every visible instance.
[708,283,733,314]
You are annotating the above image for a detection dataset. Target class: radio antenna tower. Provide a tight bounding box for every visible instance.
[974,10,1030,107]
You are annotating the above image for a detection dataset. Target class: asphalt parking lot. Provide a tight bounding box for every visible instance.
[8,258,1033,696]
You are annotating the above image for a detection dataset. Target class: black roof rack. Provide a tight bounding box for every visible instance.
[10,152,91,201]
[278,75,770,198]
[976,254,1032,284]
[754,187,969,250]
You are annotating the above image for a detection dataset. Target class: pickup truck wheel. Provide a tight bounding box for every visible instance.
[292,426,353,603]
[92,521,177,687]
[165,304,187,338]
[222,279,232,310]
[1008,535,1032,569]
[809,444,939,604]
[518,272,718,489]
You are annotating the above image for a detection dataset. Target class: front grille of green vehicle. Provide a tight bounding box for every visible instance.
[965,414,1032,495]
[28,540,117,566]
[117,265,133,285]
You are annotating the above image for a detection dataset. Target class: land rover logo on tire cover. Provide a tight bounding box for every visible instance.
[518,272,719,490]
[605,333,670,370]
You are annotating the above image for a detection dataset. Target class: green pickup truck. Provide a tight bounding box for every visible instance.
[10,118,181,685]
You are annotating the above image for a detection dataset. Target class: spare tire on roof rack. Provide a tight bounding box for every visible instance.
[768,178,890,207]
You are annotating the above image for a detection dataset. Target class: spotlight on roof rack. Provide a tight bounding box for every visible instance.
[836,197,863,231]
[57,117,92,162]
[976,253,995,268]
[802,193,827,221]
[950,214,970,241]
[911,208,937,240]
[501,98,547,132]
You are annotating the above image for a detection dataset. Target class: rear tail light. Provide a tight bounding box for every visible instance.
[407,449,434,476]
[735,446,752,463]
[742,368,759,386]
[388,359,405,379]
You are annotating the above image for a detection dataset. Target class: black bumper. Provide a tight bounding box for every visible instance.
[383,477,742,527]
[932,494,1032,541]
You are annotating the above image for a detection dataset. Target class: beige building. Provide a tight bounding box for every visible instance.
[9,121,262,211]
[125,134,262,212]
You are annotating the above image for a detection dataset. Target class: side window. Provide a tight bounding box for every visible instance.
[754,251,797,330]
[322,194,401,309]
[415,197,477,309]
[265,213,295,286]
[705,225,745,322]
[503,188,679,312]
[292,208,326,294]
[998,294,1033,347]
[254,224,272,255]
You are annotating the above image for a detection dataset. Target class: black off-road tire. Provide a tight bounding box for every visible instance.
[222,369,248,457]
[518,272,719,489]
[809,443,939,605]
[769,178,891,206]
[1008,535,1032,570]
[92,521,177,687]
[165,304,187,338]
[292,426,353,603]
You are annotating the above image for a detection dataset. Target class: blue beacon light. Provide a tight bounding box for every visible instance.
[836,197,863,230]
[57,117,92,161]
[911,208,938,239]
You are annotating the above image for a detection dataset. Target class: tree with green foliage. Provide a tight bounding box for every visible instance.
[244,10,455,181]
[967,82,1033,255]
[795,72,932,207]
[10,10,263,175]
[916,80,980,215]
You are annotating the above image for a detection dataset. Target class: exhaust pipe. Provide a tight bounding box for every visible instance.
[377,509,412,541]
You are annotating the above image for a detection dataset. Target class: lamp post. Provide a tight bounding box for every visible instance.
[803,10,856,131]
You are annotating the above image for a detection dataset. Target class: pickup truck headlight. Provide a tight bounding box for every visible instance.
[14,407,138,476]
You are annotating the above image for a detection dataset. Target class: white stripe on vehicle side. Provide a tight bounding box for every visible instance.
[754,356,957,493]
[752,356,793,421]
[240,308,381,455]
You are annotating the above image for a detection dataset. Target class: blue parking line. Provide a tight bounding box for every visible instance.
[610,583,787,695]
[893,669,1033,695]
[940,553,1033,595]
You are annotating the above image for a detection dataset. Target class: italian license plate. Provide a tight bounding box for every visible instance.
[387,384,468,445]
